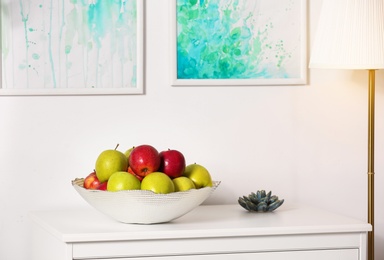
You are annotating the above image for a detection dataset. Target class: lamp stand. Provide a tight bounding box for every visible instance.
[368,69,375,260]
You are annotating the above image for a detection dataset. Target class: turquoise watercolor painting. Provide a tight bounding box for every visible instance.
[0,0,143,95]
[173,0,306,85]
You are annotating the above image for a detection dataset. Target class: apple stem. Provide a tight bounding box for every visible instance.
[114,144,120,150]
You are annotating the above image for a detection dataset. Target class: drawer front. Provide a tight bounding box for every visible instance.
[73,233,365,259]
[84,249,359,260]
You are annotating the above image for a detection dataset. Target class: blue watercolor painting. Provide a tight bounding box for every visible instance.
[176,0,304,82]
[1,0,140,92]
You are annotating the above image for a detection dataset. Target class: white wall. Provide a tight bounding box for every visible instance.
[1,0,384,259]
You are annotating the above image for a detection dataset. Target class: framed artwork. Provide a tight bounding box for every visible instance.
[171,0,307,86]
[0,0,144,95]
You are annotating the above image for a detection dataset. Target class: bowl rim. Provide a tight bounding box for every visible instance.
[72,178,221,195]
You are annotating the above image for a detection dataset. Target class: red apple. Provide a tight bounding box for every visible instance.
[83,171,101,189]
[97,181,108,190]
[159,149,186,178]
[129,145,161,177]
[127,166,144,181]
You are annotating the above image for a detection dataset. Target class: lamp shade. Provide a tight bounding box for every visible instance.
[309,0,384,69]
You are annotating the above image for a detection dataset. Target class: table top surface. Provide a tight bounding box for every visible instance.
[30,204,372,243]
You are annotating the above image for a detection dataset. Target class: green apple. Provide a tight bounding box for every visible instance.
[124,146,135,161]
[107,171,141,192]
[141,172,175,194]
[172,176,196,192]
[124,146,135,168]
[95,149,128,182]
[183,163,212,189]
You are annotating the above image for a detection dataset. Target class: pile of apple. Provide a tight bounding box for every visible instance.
[83,144,213,194]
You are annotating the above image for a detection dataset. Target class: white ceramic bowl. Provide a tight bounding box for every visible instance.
[72,178,220,224]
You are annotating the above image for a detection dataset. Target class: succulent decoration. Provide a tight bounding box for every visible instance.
[238,190,284,212]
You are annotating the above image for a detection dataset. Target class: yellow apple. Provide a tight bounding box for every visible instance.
[107,171,141,192]
[183,163,212,189]
[141,172,175,194]
[95,149,128,182]
[172,176,196,192]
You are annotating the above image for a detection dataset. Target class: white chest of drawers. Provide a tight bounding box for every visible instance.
[30,204,371,260]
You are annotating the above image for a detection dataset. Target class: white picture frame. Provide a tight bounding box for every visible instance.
[171,0,307,86]
[0,0,144,95]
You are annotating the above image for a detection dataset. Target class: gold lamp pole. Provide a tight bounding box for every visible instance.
[309,1,384,259]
